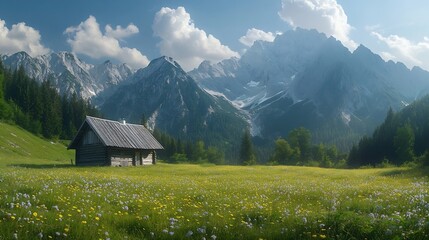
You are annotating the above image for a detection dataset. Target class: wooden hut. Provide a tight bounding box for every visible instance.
[68,116,163,166]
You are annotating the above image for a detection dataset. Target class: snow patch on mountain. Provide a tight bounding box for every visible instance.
[2,51,134,100]
[341,112,351,125]
[191,28,429,148]
[147,109,159,131]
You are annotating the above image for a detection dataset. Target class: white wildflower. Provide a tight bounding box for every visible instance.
[186,231,193,237]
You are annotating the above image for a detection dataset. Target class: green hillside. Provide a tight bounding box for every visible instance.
[0,121,73,166]
[349,95,429,167]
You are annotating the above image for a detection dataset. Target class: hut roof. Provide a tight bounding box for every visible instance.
[68,116,163,150]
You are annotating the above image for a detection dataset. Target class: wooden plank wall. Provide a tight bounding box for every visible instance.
[109,148,135,167]
[141,150,155,165]
[76,143,107,166]
[107,148,155,166]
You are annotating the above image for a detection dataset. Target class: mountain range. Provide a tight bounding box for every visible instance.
[190,28,429,149]
[2,28,429,151]
[1,51,133,100]
[101,56,247,149]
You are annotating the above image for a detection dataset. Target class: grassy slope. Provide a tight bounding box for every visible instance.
[0,122,73,166]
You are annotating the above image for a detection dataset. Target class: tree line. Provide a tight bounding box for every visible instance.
[152,126,347,167]
[0,62,99,139]
[238,127,347,167]
[152,129,225,164]
[349,96,429,167]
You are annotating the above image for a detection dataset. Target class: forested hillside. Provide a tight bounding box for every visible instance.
[349,95,429,166]
[0,61,99,140]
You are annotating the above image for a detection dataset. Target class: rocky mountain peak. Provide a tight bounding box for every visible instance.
[190,28,429,149]
[149,56,182,71]
[1,51,133,99]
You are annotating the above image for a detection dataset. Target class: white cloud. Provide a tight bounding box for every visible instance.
[379,51,397,62]
[239,28,276,47]
[278,0,357,50]
[65,16,149,69]
[372,31,429,70]
[0,19,50,56]
[153,6,239,71]
[105,24,139,39]
[364,24,381,32]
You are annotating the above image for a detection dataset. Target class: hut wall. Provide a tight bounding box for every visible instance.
[108,148,154,166]
[108,148,135,167]
[142,150,154,165]
[76,143,107,166]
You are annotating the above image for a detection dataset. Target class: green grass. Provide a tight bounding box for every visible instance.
[1,122,429,239]
[0,122,73,166]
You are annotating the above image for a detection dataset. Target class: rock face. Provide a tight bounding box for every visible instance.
[1,51,133,100]
[101,56,248,148]
[189,28,429,148]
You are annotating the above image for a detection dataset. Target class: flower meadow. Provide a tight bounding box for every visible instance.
[1,164,429,239]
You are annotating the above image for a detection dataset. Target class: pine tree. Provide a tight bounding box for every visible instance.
[176,139,185,154]
[239,129,256,165]
[0,61,4,100]
[312,143,326,163]
[192,140,206,162]
[140,113,148,128]
[288,127,311,163]
[41,79,62,138]
[326,145,339,163]
[0,63,12,119]
[394,124,415,164]
[207,147,224,165]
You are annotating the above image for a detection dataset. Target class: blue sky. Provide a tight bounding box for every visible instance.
[1,0,429,71]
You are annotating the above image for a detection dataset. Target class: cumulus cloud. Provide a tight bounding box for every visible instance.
[153,6,239,71]
[105,24,139,39]
[65,16,149,69]
[239,28,276,47]
[0,19,50,56]
[372,31,429,70]
[379,51,397,62]
[278,0,357,50]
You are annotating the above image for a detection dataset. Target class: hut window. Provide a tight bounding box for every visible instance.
[83,130,100,145]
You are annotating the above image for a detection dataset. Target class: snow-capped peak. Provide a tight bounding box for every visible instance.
[150,56,182,70]
[2,51,133,100]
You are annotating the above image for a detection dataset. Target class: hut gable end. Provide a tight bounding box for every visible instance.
[82,129,101,145]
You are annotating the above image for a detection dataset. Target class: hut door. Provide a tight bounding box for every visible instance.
[135,152,141,166]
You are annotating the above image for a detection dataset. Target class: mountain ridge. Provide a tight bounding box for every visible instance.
[1,51,134,99]
[3,28,429,151]
[101,56,248,151]
[190,28,429,149]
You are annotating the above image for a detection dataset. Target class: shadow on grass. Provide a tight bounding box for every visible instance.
[8,164,75,169]
[380,167,429,178]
